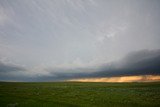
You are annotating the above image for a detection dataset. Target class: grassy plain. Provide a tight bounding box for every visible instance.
[0,82,160,107]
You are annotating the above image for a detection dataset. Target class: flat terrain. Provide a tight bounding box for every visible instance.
[0,82,160,107]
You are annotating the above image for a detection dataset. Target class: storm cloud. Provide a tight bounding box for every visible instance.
[0,60,26,81]
[0,61,24,73]
[1,49,158,82]
[49,49,160,81]
[0,0,160,81]
[94,49,160,77]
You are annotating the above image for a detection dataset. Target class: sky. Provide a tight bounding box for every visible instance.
[0,0,160,81]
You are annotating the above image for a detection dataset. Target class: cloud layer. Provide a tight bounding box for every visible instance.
[0,0,160,81]
[0,49,160,81]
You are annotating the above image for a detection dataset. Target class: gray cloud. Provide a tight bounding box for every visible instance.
[18,49,160,81]
[94,49,160,77]
[0,0,160,81]
[0,49,160,81]
[0,60,26,81]
[0,61,24,73]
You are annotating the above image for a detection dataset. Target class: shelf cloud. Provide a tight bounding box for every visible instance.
[0,49,160,81]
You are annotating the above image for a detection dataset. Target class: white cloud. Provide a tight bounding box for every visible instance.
[0,7,9,25]
[96,23,128,43]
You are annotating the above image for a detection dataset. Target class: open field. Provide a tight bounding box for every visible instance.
[0,82,160,107]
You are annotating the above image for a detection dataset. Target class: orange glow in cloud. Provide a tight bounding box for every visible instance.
[69,75,160,82]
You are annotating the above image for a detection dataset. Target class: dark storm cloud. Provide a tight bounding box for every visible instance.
[0,0,160,81]
[25,49,160,81]
[0,61,26,81]
[1,49,160,82]
[0,61,25,73]
[93,49,160,77]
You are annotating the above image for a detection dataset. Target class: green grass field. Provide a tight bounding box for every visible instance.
[0,82,160,107]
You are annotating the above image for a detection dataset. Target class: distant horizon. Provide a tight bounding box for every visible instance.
[0,74,160,83]
[69,75,160,83]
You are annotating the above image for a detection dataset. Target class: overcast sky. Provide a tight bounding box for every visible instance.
[0,0,160,81]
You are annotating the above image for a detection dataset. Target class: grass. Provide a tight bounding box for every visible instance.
[0,82,160,107]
